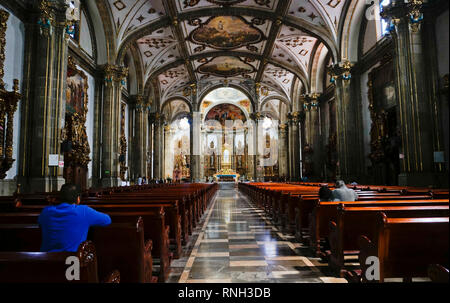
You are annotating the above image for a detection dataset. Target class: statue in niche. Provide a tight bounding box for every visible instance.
[236,141,244,155]
[209,141,216,167]
[263,133,271,159]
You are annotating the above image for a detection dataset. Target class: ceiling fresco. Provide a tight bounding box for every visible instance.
[102,0,351,102]
[188,16,266,51]
[182,16,271,56]
[197,56,257,78]
[205,104,248,126]
[178,0,278,12]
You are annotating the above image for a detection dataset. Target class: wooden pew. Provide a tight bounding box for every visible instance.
[428,264,449,283]
[358,214,449,282]
[83,197,188,249]
[327,205,449,277]
[0,241,119,283]
[308,199,449,257]
[13,203,181,262]
[0,218,156,283]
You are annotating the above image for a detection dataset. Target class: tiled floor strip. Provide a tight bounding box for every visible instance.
[169,185,347,283]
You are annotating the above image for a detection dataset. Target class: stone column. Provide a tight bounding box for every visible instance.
[18,0,71,192]
[330,61,364,183]
[190,111,202,183]
[148,119,153,179]
[100,64,128,187]
[163,124,171,179]
[152,113,163,179]
[306,94,322,179]
[250,112,262,181]
[133,95,148,180]
[278,123,289,179]
[288,112,301,181]
[382,0,447,186]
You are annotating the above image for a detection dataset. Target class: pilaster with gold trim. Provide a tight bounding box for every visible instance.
[382,0,447,186]
[287,111,302,181]
[18,0,71,192]
[100,64,128,187]
[329,60,364,182]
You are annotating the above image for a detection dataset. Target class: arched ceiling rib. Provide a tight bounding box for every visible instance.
[103,0,351,104]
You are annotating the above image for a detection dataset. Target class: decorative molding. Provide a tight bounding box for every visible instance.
[62,56,91,186]
[0,9,22,179]
[119,102,128,181]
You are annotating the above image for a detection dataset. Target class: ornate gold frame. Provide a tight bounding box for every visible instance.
[0,9,22,179]
[63,56,91,185]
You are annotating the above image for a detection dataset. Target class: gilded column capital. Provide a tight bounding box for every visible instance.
[183,82,197,98]
[288,111,303,124]
[278,123,288,133]
[304,93,321,111]
[103,64,129,86]
[328,60,354,84]
[250,112,262,122]
[149,112,165,125]
[381,0,424,34]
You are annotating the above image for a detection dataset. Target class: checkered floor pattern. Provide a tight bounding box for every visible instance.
[167,186,347,283]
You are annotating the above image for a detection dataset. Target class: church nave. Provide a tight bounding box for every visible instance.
[168,185,346,283]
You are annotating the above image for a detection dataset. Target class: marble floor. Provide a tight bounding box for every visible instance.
[167,185,348,283]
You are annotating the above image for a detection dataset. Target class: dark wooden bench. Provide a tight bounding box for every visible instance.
[309,199,449,257]
[0,218,155,283]
[0,241,119,283]
[428,264,449,283]
[358,214,449,282]
[327,205,449,278]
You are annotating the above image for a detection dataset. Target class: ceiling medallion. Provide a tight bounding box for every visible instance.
[197,56,256,78]
[183,0,270,7]
[206,0,246,5]
[189,16,265,51]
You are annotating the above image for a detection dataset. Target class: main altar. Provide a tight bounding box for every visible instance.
[214,168,240,182]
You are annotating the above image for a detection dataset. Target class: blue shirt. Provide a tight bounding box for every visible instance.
[38,203,111,252]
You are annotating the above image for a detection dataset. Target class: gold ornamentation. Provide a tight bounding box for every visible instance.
[0,10,22,179]
[62,57,91,186]
[119,103,128,181]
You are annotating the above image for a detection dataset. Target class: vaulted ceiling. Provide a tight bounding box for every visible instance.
[103,0,348,104]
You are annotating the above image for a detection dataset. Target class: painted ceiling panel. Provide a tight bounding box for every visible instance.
[136,26,182,77]
[101,0,347,103]
[263,64,295,98]
[177,0,279,13]
[273,25,318,78]
[182,16,271,56]
[287,0,345,38]
[107,0,165,46]
[158,65,190,99]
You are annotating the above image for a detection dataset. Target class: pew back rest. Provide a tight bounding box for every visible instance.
[88,218,151,283]
[338,205,450,250]
[0,241,98,283]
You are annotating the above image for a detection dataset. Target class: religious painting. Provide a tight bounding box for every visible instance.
[66,61,88,115]
[205,104,247,126]
[63,57,91,190]
[198,56,256,78]
[189,16,265,50]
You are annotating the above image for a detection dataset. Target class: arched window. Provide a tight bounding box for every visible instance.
[380,0,392,36]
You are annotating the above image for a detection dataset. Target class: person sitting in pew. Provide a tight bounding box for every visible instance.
[319,186,333,202]
[332,180,358,202]
[38,184,112,252]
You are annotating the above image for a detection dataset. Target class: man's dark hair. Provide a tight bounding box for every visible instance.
[60,184,81,204]
[319,186,333,202]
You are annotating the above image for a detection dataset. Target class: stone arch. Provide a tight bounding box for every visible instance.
[198,84,255,113]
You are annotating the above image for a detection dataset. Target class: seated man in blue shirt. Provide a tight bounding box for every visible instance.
[38,184,111,252]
